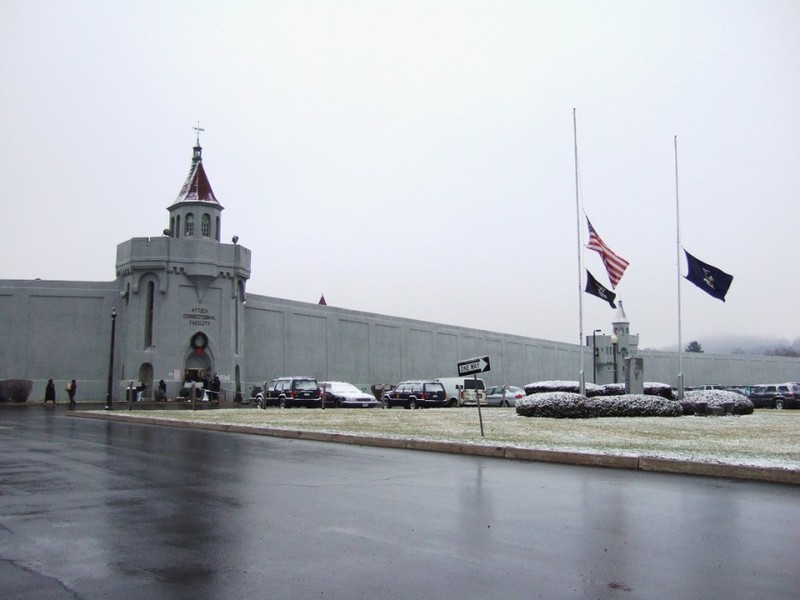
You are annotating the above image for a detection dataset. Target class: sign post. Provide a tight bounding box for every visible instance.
[457,356,491,437]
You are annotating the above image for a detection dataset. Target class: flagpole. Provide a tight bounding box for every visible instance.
[674,135,684,400]
[574,109,585,396]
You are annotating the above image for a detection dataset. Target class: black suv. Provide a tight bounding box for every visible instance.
[383,380,447,409]
[748,383,800,409]
[261,376,321,408]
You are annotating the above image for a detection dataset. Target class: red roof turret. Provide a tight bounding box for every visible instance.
[175,143,219,204]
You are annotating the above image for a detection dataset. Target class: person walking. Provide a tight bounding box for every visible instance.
[212,375,221,401]
[44,379,56,405]
[135,380,146,402]
[67,379,77,409]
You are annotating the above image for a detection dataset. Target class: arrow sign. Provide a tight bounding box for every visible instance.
[457,355,491,376]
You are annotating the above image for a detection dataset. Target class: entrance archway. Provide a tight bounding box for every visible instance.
[235,364,242,403]
[183,348,214,388]
[138,363,154,401]
[184,350,213,385]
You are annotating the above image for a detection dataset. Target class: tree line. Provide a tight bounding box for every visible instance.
[685,340,800,357]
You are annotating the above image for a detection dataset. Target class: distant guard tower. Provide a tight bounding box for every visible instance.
[588,301,639,385]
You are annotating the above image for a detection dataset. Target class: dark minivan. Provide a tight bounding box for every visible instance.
[383,380,447,409]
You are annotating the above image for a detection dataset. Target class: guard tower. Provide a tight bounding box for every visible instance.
[587,301,639,385]
[114,130,251,400]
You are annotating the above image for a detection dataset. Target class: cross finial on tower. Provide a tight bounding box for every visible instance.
[193,121,205,146]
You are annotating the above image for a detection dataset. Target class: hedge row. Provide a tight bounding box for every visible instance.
[523,381,673,399]
[515,387,754,418]
[515,392,682,419]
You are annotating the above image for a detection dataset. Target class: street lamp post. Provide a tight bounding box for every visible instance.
[592,329,601,384]
[610,333,619,384]
[105,307,117,410]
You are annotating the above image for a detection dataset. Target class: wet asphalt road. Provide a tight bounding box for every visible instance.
[1,408,798,600]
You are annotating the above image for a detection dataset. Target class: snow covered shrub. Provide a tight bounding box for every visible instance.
[529,381,675,399]
[601,383,625,396]
[684,390,754,415]
[523,381,604,397]
[516,392,682,418]
[0,379,33,403]
[591,395,682,417]
[515,392,597,418]
[583,383,606,397]
[643,382,674,400]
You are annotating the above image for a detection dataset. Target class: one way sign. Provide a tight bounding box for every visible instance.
[457,355,491,376]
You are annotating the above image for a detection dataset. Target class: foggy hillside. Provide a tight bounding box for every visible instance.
[647,335,800,355]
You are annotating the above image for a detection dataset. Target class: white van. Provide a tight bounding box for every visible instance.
[433,377,487,407]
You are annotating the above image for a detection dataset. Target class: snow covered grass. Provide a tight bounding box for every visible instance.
[125,406,800,469]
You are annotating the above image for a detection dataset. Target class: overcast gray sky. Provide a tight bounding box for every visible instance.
[2,1,798,350]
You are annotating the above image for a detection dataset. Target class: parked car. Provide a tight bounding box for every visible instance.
[725,385,751,396]
[383,380,447,409]
[262,376,321,408]
[320,381,379,408]
[748,383,800,409]
[433,377,487,406]
[685,385,724,392]
[485,385,525,407]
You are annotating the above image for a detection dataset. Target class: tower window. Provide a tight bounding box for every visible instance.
[215,216,221,241]
[145,281,155,348]
[185,213,194,236]
[201,213,211,237]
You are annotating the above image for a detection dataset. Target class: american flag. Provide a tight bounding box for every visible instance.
[586,218,629,288]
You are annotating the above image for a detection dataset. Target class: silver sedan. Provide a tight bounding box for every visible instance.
[320,381,379,408]
[484,385,525,407]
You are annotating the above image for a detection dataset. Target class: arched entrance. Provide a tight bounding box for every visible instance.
[235,364,242,403]
[138,363,154,401]
[184,331,214,383]
[184,351,213,384]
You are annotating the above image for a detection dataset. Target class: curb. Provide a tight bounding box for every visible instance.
[71,411,800,485]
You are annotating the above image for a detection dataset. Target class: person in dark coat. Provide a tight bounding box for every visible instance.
[67,379,77,409]
[44,379,56,405]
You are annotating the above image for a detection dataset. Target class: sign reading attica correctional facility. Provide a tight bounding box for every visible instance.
[457,355,491,376]
[183,307,217,326]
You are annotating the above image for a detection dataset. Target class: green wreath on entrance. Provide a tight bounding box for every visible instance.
[191,332,208,355]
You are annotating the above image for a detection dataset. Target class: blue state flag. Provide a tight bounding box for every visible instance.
[684,250,733,302]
